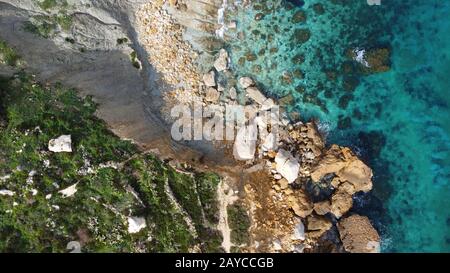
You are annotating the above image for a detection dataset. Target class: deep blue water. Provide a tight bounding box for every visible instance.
[227,0,450,252]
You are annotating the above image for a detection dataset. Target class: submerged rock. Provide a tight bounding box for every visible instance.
[338,214,380,253]
[49,135,72,153]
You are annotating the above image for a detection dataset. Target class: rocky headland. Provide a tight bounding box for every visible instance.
[0,0,380,253]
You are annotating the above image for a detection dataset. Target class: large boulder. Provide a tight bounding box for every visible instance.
[275,149,300,183]
[338,214,380,253]
[49,135,72,153]
[311,145,372,194]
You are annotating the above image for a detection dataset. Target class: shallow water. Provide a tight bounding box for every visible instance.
[226,0,450,252]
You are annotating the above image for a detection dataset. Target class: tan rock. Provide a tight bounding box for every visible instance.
[203,71,216,87]
[330,188,353,219]
[311,145,373,194]
[306,215,332,238]
[205,87,220,103]
[338,214,380,253]
[289,190,313,218]
[313,200,331,216]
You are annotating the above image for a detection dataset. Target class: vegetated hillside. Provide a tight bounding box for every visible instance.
[0,72,225,253]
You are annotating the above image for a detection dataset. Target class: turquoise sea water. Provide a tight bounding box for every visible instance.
[226,0,450,252]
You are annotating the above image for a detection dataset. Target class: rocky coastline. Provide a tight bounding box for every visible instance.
[0,0,381,253]
[139,0,381,253]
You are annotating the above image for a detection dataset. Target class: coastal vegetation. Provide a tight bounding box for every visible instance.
[0,40,20,67]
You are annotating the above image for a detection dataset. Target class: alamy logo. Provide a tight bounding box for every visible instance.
[170,102,282,145]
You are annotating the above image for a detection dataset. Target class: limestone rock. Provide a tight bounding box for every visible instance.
[289,190,313,218]
[59,183,78,198]
[233,121,257,161]
[292,220,305,240]
[127,216,147,234]
[306,214,333,238]
[338,214,380,253]
[49,135,72,153]
[275,149,300,183]
[311,145,372,194]
[261,132,277,152]
[214,49,229,72]
[313,200,331,216]
[0,189,15,196]
[228,87,237,100]
[203,70,216,87]
[239,77,254,89]
[205,87,220,103]
[246,87,268,105]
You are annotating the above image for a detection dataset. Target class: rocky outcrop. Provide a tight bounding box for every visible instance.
[310,145,373,218]
[338,214,380,253]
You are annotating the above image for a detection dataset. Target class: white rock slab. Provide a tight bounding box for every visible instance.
[233,121,258,161]
[0,189,15,196]
[59,183,78,198]
[49,135,72,153]
[127,216,147,234]
[275,149,300,183]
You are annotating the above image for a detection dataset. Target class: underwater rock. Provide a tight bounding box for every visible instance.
[348,47,391,74]
[127,216,147,234]
[214,49,229,72]
[338,214,380,253]
[292,10,307,23]
[228,87,237,100]
[313,3,325,15]
[48,135,72,153]
[203,70,216,87]
[275,149,300,183]
[294,29,311,44]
